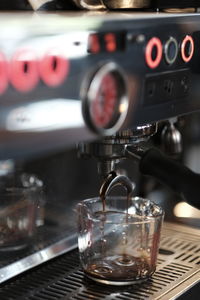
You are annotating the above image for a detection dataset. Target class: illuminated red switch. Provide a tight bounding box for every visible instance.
[39,51,69,87]
[88,33,101,54]
[10,49,39,92]
[0,52,8,94]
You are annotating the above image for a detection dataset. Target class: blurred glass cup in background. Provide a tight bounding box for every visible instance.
[0,171,44,251]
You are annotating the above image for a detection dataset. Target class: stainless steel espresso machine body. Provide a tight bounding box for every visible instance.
[0,13,200,155]
[0,11,199,299]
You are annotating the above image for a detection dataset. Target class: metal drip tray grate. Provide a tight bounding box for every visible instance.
[0,222,199,300]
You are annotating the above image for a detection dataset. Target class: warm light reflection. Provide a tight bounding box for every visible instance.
[6,99,84,132]
[119,102,128,113]
[173,201,200,218]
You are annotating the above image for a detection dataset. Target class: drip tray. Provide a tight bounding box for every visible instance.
[0,222,199,300]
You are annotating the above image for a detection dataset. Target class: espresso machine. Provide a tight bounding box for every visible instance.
[0,5,199,299]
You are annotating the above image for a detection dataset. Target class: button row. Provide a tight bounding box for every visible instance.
[0,49,70,94]
[145,35,194,69]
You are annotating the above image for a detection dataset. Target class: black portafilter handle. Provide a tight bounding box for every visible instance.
[126,146,200,210]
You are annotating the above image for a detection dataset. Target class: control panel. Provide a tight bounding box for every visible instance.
[0,12,200,158]
[81,14,200,134]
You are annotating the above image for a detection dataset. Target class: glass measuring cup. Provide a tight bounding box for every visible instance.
[77,176,164,285]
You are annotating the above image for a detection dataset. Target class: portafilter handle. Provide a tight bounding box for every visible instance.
[125,146,200,210]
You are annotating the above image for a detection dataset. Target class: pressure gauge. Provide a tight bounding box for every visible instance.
[82,62,128,135]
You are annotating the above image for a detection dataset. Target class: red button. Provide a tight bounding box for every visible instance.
[10,49,39,92]
[104,33,117,52]
[181,35,194,63]
[0,52,8,94]
[39,50,69,87]
[88,34,100,54]
[145,37,163,69]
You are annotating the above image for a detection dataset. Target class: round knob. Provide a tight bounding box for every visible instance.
[161,122,182,155]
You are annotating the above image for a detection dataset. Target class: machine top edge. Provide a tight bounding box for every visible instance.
[0,11,199,35]
[0,11,200,22]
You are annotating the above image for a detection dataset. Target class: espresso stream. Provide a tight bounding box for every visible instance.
[85,175,153,283]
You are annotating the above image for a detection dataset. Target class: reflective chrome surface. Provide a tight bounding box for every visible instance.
[0,232,77,284]
[161,121,183,155]
[103,0,150,9]
[0,99,96,160]
[78,124,157,177]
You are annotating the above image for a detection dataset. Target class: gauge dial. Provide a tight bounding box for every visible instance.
[91,73,118,128]
[83,62,128,135]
